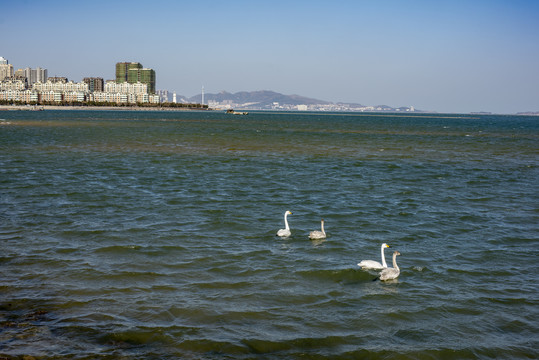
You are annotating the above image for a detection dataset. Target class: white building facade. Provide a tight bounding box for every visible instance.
[104,81,148,94]
[33,80,89,93]
[0,89,39,103]
[0,57,14,81]
[0,80,26,91]
[1,70,160,105]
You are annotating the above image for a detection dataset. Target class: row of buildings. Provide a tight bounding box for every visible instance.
[0,58,161,105]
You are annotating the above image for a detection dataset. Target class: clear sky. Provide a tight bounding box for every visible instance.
[2,0,538,113]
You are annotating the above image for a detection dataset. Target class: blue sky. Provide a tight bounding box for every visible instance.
[2,0,538,113]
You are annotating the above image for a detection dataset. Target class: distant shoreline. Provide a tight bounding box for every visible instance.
[1,104,537,116]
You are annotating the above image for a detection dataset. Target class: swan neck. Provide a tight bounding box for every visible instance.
[392,254,399,270]
[321,221,325,234]
[284,213,290,230]
[381,245,388,267]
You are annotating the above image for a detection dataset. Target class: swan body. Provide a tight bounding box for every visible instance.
[309,219,326,240]
[358,243,390,270]
[379,251,401,281]
[276,210,292,237]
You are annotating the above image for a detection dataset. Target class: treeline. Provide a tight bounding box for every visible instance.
[0,99,208,109]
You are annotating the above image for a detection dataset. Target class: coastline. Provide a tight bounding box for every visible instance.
[1,104,537,116]
[0,104,210,112]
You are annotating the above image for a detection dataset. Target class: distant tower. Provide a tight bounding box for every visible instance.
[173,92,177,103]
[201,86,204,105]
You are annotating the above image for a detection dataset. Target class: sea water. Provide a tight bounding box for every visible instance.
[1,110,538,359]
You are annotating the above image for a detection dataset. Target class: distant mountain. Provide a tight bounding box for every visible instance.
[187,90,332,108]
[171,89,416,112]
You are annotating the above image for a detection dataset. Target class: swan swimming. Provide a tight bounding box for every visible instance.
[358,243,389,270]
[276,210,292,237]
[309,219,326,240]
[379,251,401,281]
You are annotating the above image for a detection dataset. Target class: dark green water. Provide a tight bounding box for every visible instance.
[1,110,538,359]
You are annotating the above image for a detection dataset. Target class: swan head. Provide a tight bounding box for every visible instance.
[394,251,401,256]
[285,210,292,215]
[382,243,389,248]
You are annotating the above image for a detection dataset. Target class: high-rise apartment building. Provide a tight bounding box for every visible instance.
[116,62,142,83]
[0,57,14,81]
[83,77,104,92]
[128,68,156,93]
[156,90,169,103]
[24,67,48,86]
[115,62,156,94]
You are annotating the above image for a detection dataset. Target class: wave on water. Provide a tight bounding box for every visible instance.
[1,111,538,359]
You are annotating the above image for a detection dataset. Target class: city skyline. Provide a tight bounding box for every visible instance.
[3,0,539,114]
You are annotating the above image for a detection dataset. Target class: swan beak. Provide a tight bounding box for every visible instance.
[385,244,390,248]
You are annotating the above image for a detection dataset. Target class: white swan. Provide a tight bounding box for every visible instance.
[358,243,389,270]
[276,210,292,237]
[309,219,326,240]
[379,251,401,281]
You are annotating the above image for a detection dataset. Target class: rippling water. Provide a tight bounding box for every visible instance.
[1,110,538,359]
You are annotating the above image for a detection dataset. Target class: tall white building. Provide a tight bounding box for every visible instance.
[156,89,169,102]
[24,67,48,86]
[0,57,14,81]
